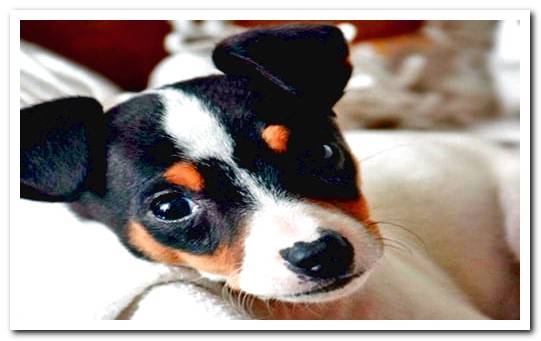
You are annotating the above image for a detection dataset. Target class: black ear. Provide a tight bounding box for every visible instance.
[20,97,106,202]
[212,24,352,108]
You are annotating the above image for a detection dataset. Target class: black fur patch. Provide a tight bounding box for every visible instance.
[213,24,352,109]
[20,97,105,202]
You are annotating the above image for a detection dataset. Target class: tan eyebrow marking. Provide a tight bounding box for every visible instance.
[164,162,205,192]
[262,125,290,153]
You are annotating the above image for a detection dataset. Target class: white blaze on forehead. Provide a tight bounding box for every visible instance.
[157,87,283,206]
[159,89,234,161]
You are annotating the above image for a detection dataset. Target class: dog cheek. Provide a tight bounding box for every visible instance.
[312,197,381,239]
[126,221,183,264]
[125,221,245,278]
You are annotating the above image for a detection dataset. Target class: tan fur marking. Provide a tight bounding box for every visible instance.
[164,162,205,192]
[312,196,381,239]
[262,125,290,153]
[126,222,243,277]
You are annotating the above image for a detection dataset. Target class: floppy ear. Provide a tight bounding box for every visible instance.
[212,24,352,108]
[20,97,106,202]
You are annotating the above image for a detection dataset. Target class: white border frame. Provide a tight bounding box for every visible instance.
[9,9,530,331]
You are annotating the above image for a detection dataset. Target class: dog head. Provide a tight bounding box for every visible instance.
[20,25,383,302]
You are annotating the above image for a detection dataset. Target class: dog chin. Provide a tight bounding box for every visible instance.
[268,271,372,303]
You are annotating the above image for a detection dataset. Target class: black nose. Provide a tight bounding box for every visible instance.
[279,230,354,279]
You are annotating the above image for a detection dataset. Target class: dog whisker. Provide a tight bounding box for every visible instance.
[381,243,411,255]
[377,237,414,256]
[370,219,428,252]
[360,144,413,164]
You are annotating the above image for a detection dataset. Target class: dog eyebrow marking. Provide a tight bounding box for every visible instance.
[164,162,205,192]
[159,89,234,161]
[126,221,244,278]
[157,88,286,205]
[262,125,290,153]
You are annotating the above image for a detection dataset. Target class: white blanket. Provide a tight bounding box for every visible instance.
[11,199,249,323]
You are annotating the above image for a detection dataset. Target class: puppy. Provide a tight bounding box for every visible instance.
[20,25,519,320]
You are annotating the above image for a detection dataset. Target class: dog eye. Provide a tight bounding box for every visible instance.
[322,144,334,159]
[318,143,344,167]
[150,192,196,222]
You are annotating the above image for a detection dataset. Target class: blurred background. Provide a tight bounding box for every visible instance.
[20,20,520,144]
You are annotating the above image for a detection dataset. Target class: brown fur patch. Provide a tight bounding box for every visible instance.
[164,162,205,192]
[327,156,381,238]
[262,125,290,153]
[311,196,381,239]
[126,221,243,278]
[336,197,381,238]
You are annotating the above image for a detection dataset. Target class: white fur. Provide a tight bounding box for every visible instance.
[161,89,234,161]
[158,89,384,299]
[238,200,382,300]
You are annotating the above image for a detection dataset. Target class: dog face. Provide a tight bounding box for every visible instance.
[20,25,383,302]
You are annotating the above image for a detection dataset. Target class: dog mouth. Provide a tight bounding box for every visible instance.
[285,272,363,298]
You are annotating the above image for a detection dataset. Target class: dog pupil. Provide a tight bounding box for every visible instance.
[151,194,192,221]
